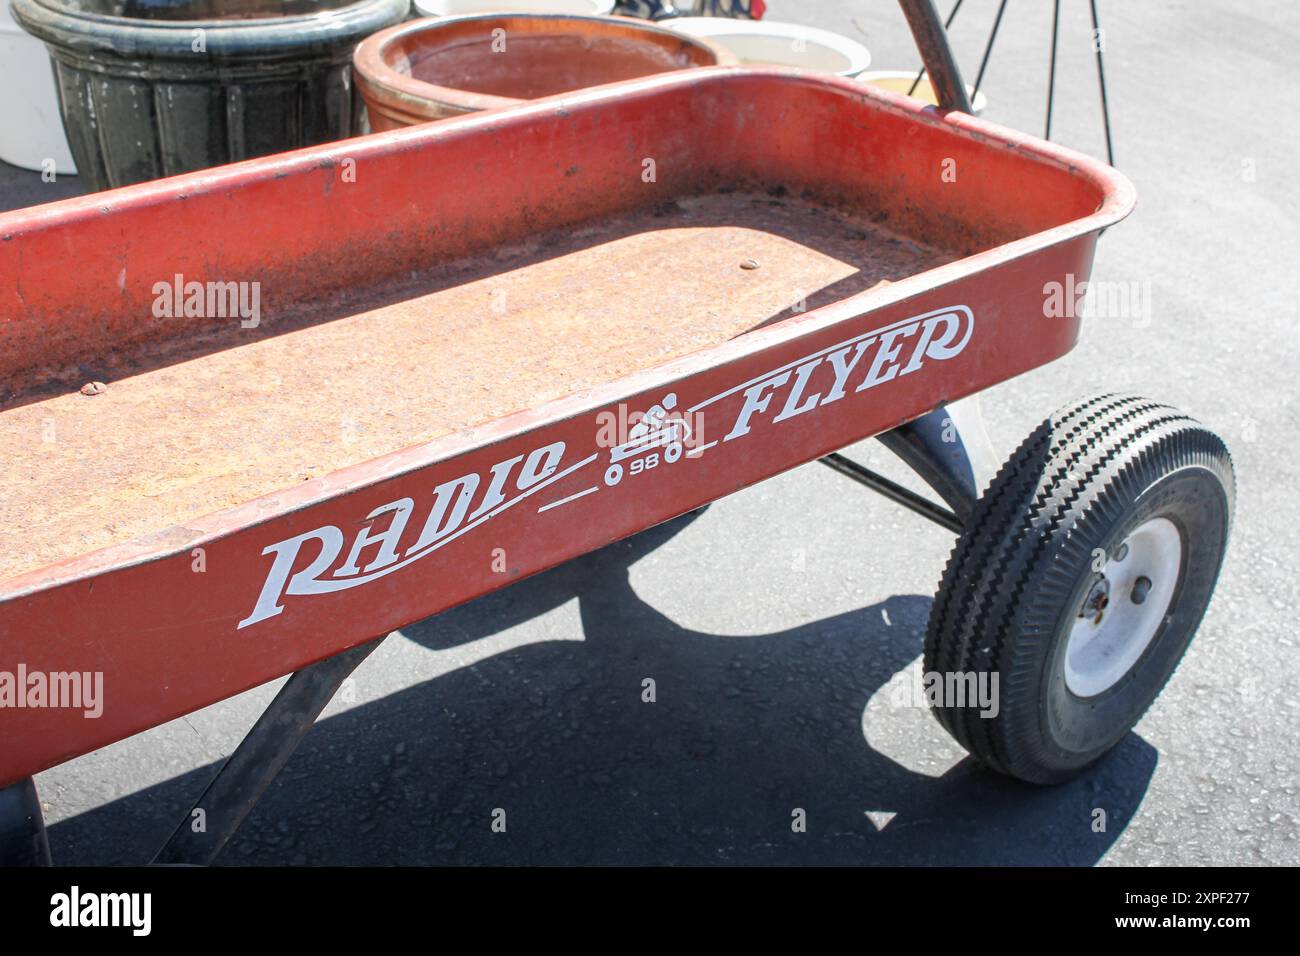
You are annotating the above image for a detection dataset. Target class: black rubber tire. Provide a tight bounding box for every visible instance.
[923,394,1235,784]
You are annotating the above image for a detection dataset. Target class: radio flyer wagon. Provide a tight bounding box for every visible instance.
[0,3,1234,865]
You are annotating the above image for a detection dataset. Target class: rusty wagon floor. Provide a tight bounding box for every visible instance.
[0,192,955,585]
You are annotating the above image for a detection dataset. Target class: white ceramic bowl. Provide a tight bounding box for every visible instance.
[663,17,870,77]
[857,69,987,115]
[0,5,76,175]
[413,0,614,15]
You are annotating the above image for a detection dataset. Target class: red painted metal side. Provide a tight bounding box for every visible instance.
[0,68,1134,787]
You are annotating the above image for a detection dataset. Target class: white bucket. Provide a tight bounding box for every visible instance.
[663,17,870,77]
[857,69,987,115]
[0,4,77,175]
[412,0,615,15]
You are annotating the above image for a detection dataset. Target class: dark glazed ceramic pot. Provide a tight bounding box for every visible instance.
[11,0,411,190]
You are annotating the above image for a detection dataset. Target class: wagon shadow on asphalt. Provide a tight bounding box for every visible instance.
[48,513,1158,865]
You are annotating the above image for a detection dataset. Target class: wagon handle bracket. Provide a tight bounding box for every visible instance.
[896,0,974,113]
[821,2,996,526]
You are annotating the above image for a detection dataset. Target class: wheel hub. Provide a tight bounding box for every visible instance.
[1079,578,1111,625]
[1064,517,1183,697]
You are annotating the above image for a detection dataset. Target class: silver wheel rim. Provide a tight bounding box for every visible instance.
[1064,517,1183,698]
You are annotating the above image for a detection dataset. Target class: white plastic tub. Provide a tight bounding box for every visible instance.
[413,0,614,15]
[858,69,987,115]
[664,17,869,77]
[0,3,76,175]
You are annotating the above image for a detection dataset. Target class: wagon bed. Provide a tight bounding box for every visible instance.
[0,193,951,585]
[0,65,1134,804]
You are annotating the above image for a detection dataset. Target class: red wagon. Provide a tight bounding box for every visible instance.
[0,9,1234,865]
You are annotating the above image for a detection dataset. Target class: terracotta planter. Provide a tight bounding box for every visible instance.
[354,13,734,129]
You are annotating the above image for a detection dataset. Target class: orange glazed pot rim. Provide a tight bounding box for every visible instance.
[354,12,736,122]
